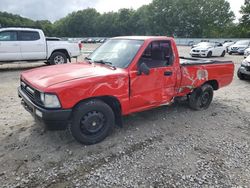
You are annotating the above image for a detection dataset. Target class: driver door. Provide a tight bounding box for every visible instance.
[214,42,224,56]
[129,40,176,113]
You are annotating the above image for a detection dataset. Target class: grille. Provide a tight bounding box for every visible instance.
[193,50,200,52]
[20,81,41,104]
[231,47,238,50]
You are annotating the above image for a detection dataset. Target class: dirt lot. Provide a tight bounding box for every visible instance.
[0,45,250,188]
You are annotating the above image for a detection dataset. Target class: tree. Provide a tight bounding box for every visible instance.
[54,8,100,37]
[239,0,250,37]
[147,0,234,37]
[0,1,238,38]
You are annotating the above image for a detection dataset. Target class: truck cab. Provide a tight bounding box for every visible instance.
[18,36,234,145]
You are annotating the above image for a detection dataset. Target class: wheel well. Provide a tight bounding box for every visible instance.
[50,49,70,62]
[74,96,123,127]
[204,80,219,90]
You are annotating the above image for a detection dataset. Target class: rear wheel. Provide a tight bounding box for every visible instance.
[70,99,115,145]
[207,51,212,58]
[189,84,214,110]
[237,69,246,80]
[49,52,67,65]
[221,51,226,57]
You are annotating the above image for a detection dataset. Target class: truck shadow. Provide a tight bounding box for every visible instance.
[1,99,248,151]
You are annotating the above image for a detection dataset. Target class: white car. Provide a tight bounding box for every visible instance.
[190,42,226,58]
[223,41,235,52]
[228,40,250,55]
[244,47,250,58]
[0,27,81,65]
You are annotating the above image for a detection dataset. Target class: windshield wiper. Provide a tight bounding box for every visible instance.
[94,60,116,69]
[84,57,93,64]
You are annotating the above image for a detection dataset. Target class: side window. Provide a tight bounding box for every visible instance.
[139,40,174,68]
[19,31,40,41]
[0,31,17,41]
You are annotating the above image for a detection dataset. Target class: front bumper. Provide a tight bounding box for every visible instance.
[228,49,245,54]
[190,51,208,57]
[18,87,72,130]
[238,66,250,75]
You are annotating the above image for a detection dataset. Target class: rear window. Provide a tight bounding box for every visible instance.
[19,31,40,41]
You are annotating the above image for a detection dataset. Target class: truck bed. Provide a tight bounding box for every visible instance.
[178,57,234,95]
[180,57,231,66]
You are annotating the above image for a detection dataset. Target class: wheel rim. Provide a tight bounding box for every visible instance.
[200,91,211,108]
[80,111,106,135]
[54,55,65,64]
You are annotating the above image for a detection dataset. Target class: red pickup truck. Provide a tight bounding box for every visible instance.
[18,36,234,145]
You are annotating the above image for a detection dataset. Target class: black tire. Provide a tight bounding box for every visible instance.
[49,52,67,65]
[44,62,50,65]
[228,52,232,55]
[189,84,214,110]
[221,51,226,57]
[70,99,115,145]
[207,51,212,58]
[237,69,246,80]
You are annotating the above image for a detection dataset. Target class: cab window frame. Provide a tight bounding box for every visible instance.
[138,40,174,69]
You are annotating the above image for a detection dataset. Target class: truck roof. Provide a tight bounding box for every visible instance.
[113,36,172,41]
[0,27,42,32]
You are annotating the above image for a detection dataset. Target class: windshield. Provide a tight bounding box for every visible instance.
[88,39,144,68]
[235,40,250,45]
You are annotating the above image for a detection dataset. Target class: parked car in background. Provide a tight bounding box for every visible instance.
[18,36,234,144]
[188,41,194,46]
[100,38,107,43]
[0,27,81,65]
[190,42,226,58]
[191,40,210,49]
[223,41,235,52]
[81,38,88,43]
[228,40,250,55]
[244,47,250,58]
[87,38,94,43]
[238,55,250,80]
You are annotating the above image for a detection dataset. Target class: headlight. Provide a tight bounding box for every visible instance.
[242,60,250,66]
[40,93,61,108]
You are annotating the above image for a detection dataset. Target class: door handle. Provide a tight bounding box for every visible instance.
[164,71,172,76]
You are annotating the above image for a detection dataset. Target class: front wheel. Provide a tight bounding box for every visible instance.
[189,84,214,110]
[237,69,246,80]
[221,51,226,57]
[70,99,115,145]
[207,51,212,58]
[49,52,67,65]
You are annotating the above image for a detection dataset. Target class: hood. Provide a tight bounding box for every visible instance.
[192,46,212,50]
[230,44,248,48]
[21,62,127,90]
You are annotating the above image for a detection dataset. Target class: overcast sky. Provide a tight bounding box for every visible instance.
[0,0,245,22]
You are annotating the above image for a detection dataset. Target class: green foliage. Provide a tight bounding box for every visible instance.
[239,0,250,37]
[0,11,53,36]
[0,0,247,38]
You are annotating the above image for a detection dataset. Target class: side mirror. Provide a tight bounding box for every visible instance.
[138,63,150,75]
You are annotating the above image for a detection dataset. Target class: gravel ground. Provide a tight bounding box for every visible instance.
[0,45,250,188]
